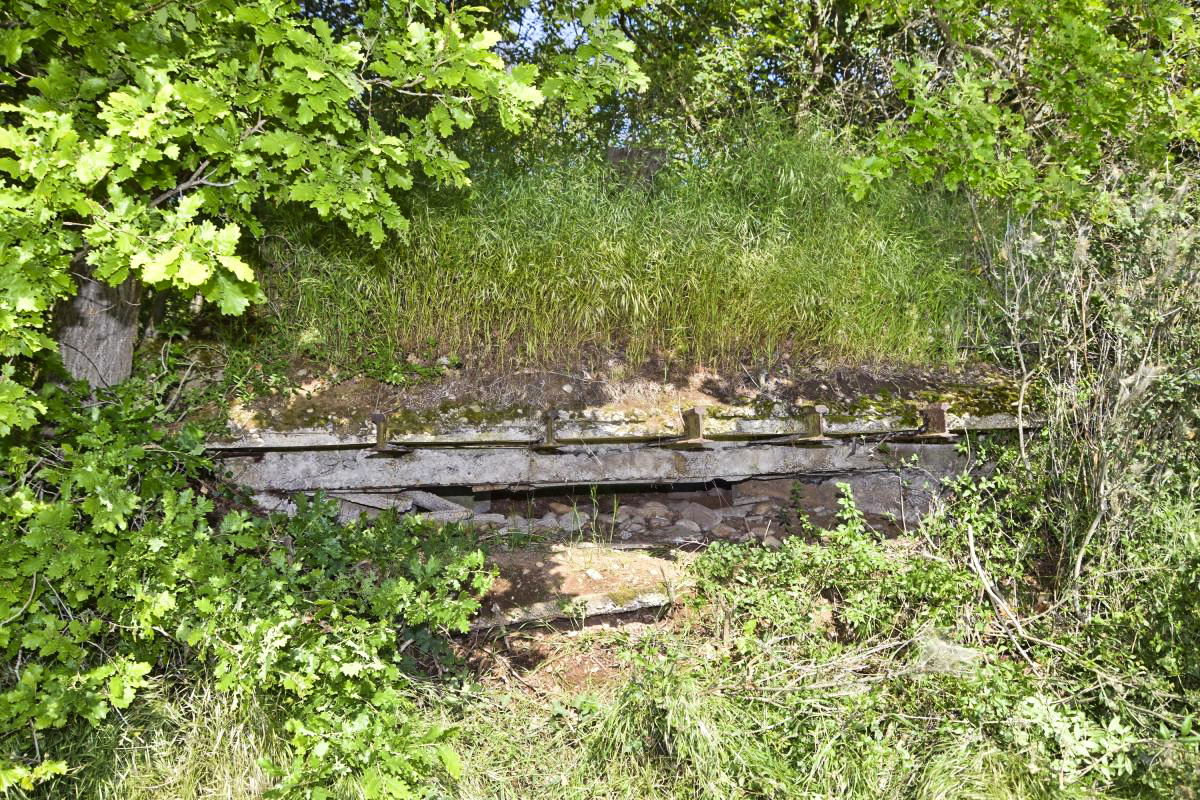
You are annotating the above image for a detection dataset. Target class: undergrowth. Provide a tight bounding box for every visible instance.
[0,377,493,796]
[224,120,984,375]
[438,481,1199,800]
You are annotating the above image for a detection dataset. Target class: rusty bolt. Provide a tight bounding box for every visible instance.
[921,403,951,436]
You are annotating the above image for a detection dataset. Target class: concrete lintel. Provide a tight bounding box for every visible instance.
[219,440,969,493]
[208,412,1026,452]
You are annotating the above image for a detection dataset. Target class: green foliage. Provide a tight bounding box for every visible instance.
[695,486,980,641]
[858,1,1199,207]
[0,381,492,795]
[506,1,1197,210]
[0,0,644,425]
[231,118,982,370]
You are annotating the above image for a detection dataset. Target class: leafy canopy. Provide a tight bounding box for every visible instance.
[0,0,643,423]
[526,1,1197,207]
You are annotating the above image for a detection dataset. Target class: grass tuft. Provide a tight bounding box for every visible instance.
[236,120,984,372]
[22,680,289,800]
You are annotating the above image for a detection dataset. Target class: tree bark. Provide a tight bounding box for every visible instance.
[57,273,141,389]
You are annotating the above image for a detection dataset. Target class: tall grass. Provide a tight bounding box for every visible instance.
[20,680,289,800]
[243,121,983,370]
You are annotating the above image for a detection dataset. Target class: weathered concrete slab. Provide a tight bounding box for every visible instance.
[219,440,970,493]
[208,408,1027,451]
[733,471,946,528]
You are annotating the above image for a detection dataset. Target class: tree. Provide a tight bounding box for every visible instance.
[497,1,1196,211]
[0,0,642,417]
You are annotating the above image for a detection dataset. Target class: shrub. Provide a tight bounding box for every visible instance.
[0,379,492,796]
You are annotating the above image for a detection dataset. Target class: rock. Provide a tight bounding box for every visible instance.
[735,478,795,502]
[674,502,722,529]
[615,506,637,522]
[664,524,701,540]
[732,494,771,507]
[913,634,984,675]
[761,534,782,550]
[549,501,574,514]
[720,505,749,518]
[623,522,646,534]
[749,525,771,540]
[506,515,528,529]
[535,512,560,530]
[639,501,670,516]
[646,516,671,529]
[472,513,508,526]
[584,568,603,581]
[559,511,587,532]
[673,518,702,533]
[400,490,470,513]
[710,524,736,539]
[753,502,776,515]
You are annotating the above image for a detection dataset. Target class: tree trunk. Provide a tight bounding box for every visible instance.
[58,274,141,389]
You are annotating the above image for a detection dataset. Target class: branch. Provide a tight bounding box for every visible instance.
[149,159,211,209]
[966,523,1071,673]
[930,11,1008,73]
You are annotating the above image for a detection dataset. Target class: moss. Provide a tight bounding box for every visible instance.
[383,404,534,435]
[915,380,1024,417]
[605,587,643,608]
[822,391,923,427]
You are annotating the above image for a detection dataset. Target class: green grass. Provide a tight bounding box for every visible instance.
[19,679,288,800]
[35,496,1199,799]
[234,120,984,372]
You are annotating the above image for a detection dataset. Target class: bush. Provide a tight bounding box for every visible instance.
[0,380,492,796]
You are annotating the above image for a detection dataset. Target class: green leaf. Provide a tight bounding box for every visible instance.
[437,744,462,780]
[176,254,210,286]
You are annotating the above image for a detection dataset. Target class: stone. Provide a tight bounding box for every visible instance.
[584,568,603,581]
[710,524,736,539]
[673,519,701,533]
[559,511,587,531]
[472,513,508,526]
[749,525,771,540]
[399,490,470,513]
[646,516,671,529]
[664,524,701,540]
[732,494,771,507]
[549,501,574,514]
[761,534,782,550]
[624,522,646,534]
[421,509,473,523]
[536,512,559,530]
[720,505,749,518]
[639,501,670,516]
[674,501,722,529]
[752,502,776,515]
[615,506,637,522]
[735,478,796,501]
